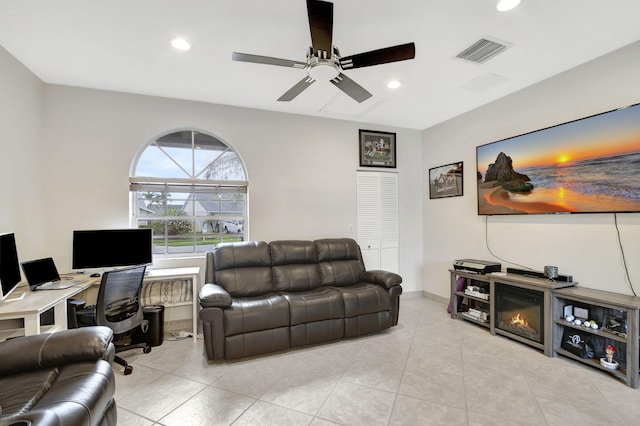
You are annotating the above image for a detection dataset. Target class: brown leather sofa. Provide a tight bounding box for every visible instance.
[199,238,403,360]
[0,326,117,426]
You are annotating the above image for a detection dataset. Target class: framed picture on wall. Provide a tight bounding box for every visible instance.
[429,162,464,199]
[359,129,396,168]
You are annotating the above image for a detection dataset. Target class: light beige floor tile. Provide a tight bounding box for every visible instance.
[159,386,254,426]
[341,359,405,393]
[535,391,628,425]
[389,395,467,425]
[232,400,314,425]
[260,370,338,415]
[591,374,640,406]
[463,371,546,425]
[317,381,396,425]
[128,338,202,373]
[398,365,465,409]
[116,408,155,426]
[114,363,166,401]
[211,358,288,398]
[117,374,206,421]
[461,351,526,380]
[467,411,540,426]
[309,417,342,425]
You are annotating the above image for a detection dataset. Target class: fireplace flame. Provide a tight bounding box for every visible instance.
[511,313,528,327]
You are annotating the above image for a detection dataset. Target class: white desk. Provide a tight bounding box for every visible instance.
[0,277,98,341]
[0,267,201,342]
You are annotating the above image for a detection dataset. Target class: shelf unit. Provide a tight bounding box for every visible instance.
[449,270,492,329]
[450,269,575,356]
[552,286,640,388]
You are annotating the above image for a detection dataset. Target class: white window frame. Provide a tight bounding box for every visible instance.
[130,129,248,257]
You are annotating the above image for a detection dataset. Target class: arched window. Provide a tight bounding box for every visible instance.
[130,130,248,255]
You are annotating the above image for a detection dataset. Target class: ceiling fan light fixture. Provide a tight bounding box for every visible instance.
[171,38,191,51]
[308,61,340,81]
[496,0,521,12]
[387,80,402,89]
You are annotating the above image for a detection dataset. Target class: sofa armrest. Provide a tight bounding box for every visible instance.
[361,270,403,289]
[0,409,62,426]
[199,283,233,308]
[0,326,114,377]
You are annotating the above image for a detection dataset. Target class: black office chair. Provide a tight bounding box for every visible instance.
[73,264,150,375]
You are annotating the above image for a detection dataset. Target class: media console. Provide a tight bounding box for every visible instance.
[450,269,574,356]
[450,268,640,388]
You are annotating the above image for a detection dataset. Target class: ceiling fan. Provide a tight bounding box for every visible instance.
[232,0,416,103]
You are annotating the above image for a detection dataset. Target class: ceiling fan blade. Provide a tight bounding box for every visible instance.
[277,77,316,101]
[330,73,372,103]
[232,52,306,69]
[307,0,333,58]
[340,42,416,70]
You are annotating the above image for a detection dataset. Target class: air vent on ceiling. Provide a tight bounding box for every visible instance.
[456,38,510,64]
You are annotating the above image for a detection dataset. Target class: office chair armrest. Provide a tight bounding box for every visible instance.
[0,326,114,376]
[199,283,232,308]
[67,298,86,329]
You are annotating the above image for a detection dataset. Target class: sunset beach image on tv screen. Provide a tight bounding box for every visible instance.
[476,102,640,215]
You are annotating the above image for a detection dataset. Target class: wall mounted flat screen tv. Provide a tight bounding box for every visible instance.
[476,102,640,215]
[1,232,24,301]
[72,228,153,270]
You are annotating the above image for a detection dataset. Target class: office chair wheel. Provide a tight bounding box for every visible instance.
[123,365,133,375]
[143,346,152,354]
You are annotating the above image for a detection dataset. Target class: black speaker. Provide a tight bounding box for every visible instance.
[506,267,573,282]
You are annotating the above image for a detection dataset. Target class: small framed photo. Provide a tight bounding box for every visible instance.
[573,306,589,320]
[359,129,396,168]
[563,304,573,319]
[429,162,464,199]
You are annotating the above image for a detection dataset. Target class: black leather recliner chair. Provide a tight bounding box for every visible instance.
[0,326,117,426]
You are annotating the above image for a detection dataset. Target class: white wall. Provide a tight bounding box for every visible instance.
[36,85,423,292]
[0,46,45,258]
[423,41,640,299]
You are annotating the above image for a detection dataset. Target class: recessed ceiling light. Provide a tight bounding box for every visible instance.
[171,38,191,51]
[387,80,402,89]
[496,0,521,12]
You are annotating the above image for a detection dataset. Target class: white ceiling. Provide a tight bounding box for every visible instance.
[1,0,639,130]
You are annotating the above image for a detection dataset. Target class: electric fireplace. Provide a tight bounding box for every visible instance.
[495,283,544,345]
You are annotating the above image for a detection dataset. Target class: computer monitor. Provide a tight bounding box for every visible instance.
[1,232,25,302]
[72,228,153,271]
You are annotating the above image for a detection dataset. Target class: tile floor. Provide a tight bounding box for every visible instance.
[115,296,640,425]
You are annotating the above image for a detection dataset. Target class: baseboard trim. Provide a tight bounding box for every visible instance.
[400,290,448,305]
[422,291,448,305]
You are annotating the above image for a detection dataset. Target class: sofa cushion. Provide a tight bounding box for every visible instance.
[223,293,290,336]
[316,238,365,287]
[34,361,115,424]
[0,360,115,424]
[212,241,273,297]
[282,287,345,326]
[225,328,290,359]
[331,283,391,317]
[0,368,58,416]
[271,240,322,292]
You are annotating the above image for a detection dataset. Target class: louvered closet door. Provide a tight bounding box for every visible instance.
[356,171,399,273]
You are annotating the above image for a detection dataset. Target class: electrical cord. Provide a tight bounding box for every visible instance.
[613,213,637,296]
[485,216,534,270]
